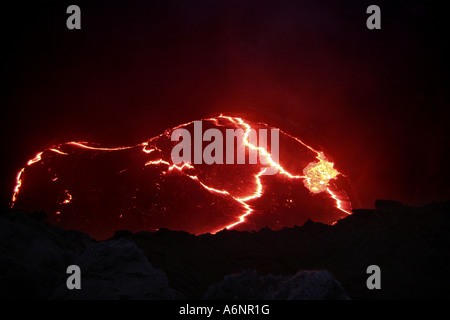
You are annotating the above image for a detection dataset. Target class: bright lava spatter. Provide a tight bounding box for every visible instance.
[10,115,352,233]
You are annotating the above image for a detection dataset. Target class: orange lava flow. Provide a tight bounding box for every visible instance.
[141,115,351,232]
[208,115,351,231]
[10,115,352,233]
[61,190,73,204]
[10,142,136,209]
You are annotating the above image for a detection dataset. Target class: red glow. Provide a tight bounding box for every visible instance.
[10,115,353,237]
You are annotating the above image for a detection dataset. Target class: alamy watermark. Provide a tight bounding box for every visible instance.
[170,121,280,175]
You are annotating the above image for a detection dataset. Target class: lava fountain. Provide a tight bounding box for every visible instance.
[10,115,354,239]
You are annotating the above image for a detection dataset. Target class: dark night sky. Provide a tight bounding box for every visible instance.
[1,0,449,210]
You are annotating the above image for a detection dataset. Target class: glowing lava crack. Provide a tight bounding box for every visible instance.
[10,115,353,239]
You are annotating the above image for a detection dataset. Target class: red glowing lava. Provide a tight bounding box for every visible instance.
[10,115,353,239]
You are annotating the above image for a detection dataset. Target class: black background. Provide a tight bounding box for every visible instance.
[1,0,449,210]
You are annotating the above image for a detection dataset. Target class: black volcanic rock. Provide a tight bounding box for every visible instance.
[0,208,93,299]
[118,200,450,299]
[1,200,450,299]
[49,239,183,300]
[0,208,180,300]
[204,269,349,300]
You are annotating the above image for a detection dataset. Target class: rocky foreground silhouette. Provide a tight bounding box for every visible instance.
[1,199,449,299]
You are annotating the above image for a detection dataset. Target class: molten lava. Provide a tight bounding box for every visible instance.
[10,115,353,239]
[302,152,340,194]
